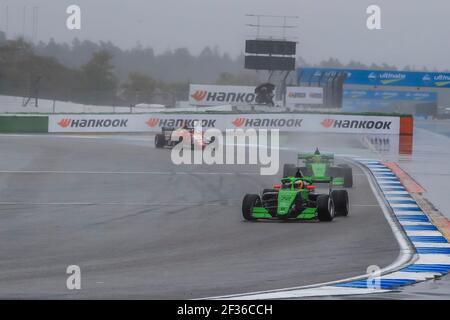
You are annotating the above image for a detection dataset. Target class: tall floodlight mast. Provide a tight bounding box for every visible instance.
[244,14,299,107]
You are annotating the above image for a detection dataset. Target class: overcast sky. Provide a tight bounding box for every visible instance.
[1,0,449,70]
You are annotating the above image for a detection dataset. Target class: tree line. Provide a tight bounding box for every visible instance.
[0,32,439,107]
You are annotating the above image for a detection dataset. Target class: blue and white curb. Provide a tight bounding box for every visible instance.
[203,158,449,300]
[330,159,450,291]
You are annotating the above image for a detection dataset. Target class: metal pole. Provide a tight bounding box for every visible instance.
[283,71,291,108]
[32,7,35,41]
[33,6,39,42]
[22,6,26,39]
[5,6,9,38]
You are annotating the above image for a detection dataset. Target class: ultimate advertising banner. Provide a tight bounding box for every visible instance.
[298,67,450,88]
[286,87,323,105]
[49,113,400,134]
[343,89,438,102]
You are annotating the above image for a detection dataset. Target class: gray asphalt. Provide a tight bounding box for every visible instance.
[0,133,399,299]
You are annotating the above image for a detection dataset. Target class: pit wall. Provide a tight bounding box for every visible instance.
[0,113,413,135]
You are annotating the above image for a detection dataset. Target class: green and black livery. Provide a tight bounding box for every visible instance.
[283,149,353,188]
[242,177,349,222]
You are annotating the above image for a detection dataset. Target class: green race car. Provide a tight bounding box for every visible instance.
[283,148,353,188]
[242,177,349,222]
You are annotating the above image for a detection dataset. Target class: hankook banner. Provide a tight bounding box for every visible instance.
[49,113,401,134]
[189,84,258,106]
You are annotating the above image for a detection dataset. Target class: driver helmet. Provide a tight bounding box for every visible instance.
[294,180,304,189]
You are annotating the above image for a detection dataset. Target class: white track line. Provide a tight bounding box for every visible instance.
[0,201,225,206]
[0,202,377,208]
[0,170,258,176]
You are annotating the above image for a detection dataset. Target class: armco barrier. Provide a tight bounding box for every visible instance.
[0,115,48,133]
[48,113,412,135]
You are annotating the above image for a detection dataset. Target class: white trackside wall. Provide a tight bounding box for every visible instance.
[49,113,401,134]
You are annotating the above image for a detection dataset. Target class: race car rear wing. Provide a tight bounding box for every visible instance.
[304,176,344,187]
[297,152,334,160]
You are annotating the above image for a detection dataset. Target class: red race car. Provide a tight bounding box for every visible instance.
[154,126,214,149]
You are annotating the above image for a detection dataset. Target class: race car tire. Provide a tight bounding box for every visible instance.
[342,167,353,188]
[155,134,165,148]
[283,164,297,178]
[317,195,334,222]
[242,194,261,221]
[329,166,352,187]
[330,190,349,216]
